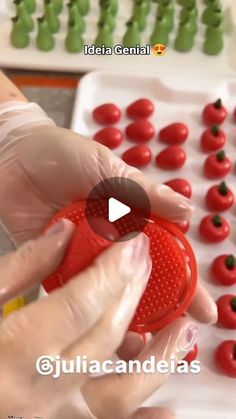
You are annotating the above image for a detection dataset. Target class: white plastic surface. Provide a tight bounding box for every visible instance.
[71,71,236,419]
[0,0,236,77]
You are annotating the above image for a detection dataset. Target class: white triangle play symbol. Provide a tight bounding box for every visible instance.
[108,198,131,223]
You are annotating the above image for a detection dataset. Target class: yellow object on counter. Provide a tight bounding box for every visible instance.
[3,296,26,318]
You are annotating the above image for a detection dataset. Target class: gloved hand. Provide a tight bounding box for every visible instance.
[0,223,194,419]
[0,101,217,325]
[0,101,217,418]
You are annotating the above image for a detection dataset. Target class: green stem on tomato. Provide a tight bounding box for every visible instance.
[218,181,228,196]
[126,19,135,26]
[226,255,236,270]
[216,150,225,162]
[231,297,236,312]
[214,98,222,109]
[211,125,220,136]
[212,215,222,227]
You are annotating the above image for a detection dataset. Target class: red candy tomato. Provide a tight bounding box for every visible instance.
[201,125,226,152]
[184,343,199,364]
[127,98,154,119]
[93,127,124,149]
[217,295,236,329]
[156,146,186,170]
[175,221,190,234]
[93,103,121,125]
[164,178,192,198]
[122,144,152,168]
[203,99,228,125]
[204,151,232,179]
[215,340,236,378]
[126,119,155,143]
[211,255,236,286]
[159,123,189,145]
[206,182,234,212]
[200,214,230,243]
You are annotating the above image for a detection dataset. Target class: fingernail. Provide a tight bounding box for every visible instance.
[159,185,194,212]
[207,301,218,325]
[177,324,198,353]
[45,219,75,237]
[123,233,152,279]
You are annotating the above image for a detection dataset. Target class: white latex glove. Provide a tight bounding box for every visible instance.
[0,219,196,419]
[0,101,217,418]
[0,220,157,418]
[0,102,217,325]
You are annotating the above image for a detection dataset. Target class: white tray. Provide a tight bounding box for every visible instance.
[71,71,236,419]
[0,0,236,77]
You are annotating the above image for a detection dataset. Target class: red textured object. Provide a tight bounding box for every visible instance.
[217,295,236,329]
[206,182,234,212]
[42,201,197,334]
[215,340,236,378]
[93,127,124,149]
[200,214,230,243]
[126,119,155,143]
[93,103,121,125]
[165,178,192,198]
[201,125,226,152]
[204,151,232,179]
[159,123,189,145]
[202,99,228,126]
[184,343,199,364]
[122,145,152,168]
[211,255,236,286]
[127,98,154,119]
[156,146,186,170]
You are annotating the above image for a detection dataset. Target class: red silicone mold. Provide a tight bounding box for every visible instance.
[42,200,197,333]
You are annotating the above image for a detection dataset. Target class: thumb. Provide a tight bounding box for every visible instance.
[0,219,75,305]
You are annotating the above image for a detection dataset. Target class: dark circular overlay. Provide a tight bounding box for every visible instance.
[85,177,151,242]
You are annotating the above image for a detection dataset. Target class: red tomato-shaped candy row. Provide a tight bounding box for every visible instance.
[156,146,186,170]
[159,123,189,145]
[206,182,234,212]
[123,146,187,170]
[201,125,226,152]
[203,99,227,126]
[126,119,155,143]
[93,127,124,149]
[215,340,236,378]
[122,145,152,168]
[204,151,232,179]
[93,103,121,125]
[93,99,155,126]
[217,295,236,329]
[127,98,155,119]
[211,255,236,286]
[200,214,230,243]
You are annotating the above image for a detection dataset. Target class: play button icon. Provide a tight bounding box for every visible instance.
[108,198,131,222]
[85,177,151,242]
